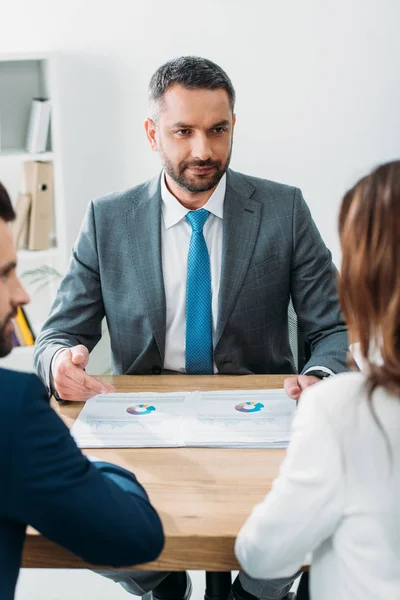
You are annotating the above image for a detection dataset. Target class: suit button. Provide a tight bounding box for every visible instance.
[152,365,162,375]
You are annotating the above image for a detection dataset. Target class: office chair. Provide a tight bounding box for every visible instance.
[204,572,232,600]
[288,298,310,374]
[295,572,309,600]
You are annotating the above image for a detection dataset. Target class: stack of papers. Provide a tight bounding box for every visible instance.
[71,389,295,449]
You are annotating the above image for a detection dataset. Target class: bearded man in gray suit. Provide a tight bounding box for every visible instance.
[34,57,348,600]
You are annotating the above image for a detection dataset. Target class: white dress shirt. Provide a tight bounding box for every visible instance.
[161,172,225,373]
[235,371,400,600]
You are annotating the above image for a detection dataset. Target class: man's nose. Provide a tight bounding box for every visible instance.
[12,280,30,309]
[191,133,212,161]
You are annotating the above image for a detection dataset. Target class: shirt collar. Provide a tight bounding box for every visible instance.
[161,171,226,230]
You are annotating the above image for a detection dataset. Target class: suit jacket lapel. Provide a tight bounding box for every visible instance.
[126,174,166,362]
[215,170,262,347]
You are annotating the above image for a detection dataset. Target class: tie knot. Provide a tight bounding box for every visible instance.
[186,209,210,232]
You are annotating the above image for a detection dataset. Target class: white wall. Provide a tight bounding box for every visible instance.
[2,3,399,597]
[2,0,400,263]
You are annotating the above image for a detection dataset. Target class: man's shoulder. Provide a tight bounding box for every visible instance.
[227,169,299,201]
[0,366,32,388]
[0,368,46,411]
[0,370,37,439]
[92,175,160,213]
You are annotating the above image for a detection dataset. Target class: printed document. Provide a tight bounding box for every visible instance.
[71,389,295,449]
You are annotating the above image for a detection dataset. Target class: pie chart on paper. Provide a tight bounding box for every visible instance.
[235,401,264,413]
[126,404,156,416]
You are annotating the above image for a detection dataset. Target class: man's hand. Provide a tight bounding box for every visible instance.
[284,374,320,401]
[52,345,115,401]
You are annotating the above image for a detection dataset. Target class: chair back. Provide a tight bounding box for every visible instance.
[288,298,310,372]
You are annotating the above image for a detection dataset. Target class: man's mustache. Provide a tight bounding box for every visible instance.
[182,160,221,169]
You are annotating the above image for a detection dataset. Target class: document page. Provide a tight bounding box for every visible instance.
[187,389,294,448]
[71,392,187,448]
[71,389,295,449]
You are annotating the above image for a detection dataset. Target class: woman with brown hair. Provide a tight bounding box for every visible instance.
[235,161,400,600]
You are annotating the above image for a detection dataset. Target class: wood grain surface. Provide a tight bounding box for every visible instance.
[23,375,289,571]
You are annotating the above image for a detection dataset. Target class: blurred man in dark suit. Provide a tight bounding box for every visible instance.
[0,182,164,600]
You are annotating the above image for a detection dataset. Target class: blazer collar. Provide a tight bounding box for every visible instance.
[126,173,166,363]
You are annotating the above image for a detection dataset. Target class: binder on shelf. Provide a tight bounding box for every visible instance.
[26,98,51,153]
[24,161,54,250]
[14,307,35,346]
[11,193,32,249]
[11,329,20,348]
[21,307,36,341]
[11,324,23,347]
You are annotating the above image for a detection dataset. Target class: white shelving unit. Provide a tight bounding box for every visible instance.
[0,52,113,376]
[0,150,54,160]
[0,54,66,372]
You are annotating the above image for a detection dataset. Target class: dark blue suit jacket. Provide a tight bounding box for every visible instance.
[0,368,164,599]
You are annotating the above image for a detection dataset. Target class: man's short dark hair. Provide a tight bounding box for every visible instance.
[149,56,235,119]
[0,183,15,222]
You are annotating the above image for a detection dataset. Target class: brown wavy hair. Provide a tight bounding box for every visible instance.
[339,160,400,397]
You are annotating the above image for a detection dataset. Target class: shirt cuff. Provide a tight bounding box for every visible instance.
[50,347,70,399]
[303,366,334,377]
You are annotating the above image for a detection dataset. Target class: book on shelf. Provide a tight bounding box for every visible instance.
[26,98,51,154]
[12,307,35,347]
[11,329,21,348]
[11,321,24,347]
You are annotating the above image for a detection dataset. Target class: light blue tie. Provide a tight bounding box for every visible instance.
[185,209,213,374]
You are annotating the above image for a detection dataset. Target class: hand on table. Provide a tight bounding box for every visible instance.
[52,345,115,401]
[284,374,320,401]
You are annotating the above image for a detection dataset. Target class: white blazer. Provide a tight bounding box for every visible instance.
[235,372,400,600]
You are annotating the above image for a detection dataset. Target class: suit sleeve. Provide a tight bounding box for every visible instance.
[235,386,343,578]
[290,188,348,373]
[33,201,104,392]
[6,375,164,567]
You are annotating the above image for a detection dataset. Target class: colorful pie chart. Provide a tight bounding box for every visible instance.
[126,404,156,415]
[235,401,264,413]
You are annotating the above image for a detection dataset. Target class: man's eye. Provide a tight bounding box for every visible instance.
[212,127,227,135]
[175,129,191,136]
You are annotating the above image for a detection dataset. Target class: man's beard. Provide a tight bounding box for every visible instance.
[0,311,16,358]
[160,144,232,194]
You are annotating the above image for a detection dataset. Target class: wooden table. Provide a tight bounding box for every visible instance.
[22,375,288,573]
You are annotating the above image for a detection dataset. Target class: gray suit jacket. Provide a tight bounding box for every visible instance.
[34,169,348,391]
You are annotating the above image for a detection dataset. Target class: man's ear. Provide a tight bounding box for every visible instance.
[144,118,158,151]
